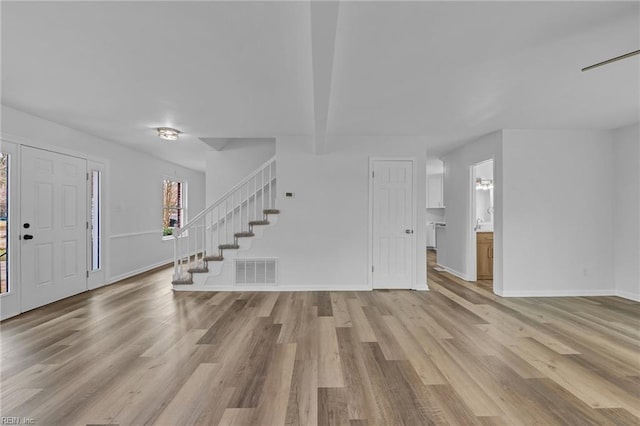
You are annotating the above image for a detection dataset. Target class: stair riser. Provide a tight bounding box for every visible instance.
[173,215,278,289]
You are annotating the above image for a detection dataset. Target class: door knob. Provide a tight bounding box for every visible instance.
[405,229,414,234]
[23,234,34,240]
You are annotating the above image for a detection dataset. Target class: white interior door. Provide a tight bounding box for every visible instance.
[371,160,414,289]
[21,146,87,312]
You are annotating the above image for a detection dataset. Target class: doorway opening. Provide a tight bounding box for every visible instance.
[425,157,445,276]
[471,159,494,292]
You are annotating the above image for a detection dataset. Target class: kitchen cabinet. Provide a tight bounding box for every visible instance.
[427,173,444,208]
[476,232,493,280]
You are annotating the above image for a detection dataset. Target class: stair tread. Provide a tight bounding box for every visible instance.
[219,244,240,249]
[249,220,270,226]
[263,209,280,214]
[172,279,193,285]
[187,267,209,273]
[204,255,224,261]
[234,231,255,238]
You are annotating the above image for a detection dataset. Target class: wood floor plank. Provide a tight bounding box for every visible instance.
[227,320,282,408]
[382,315,447,385]
[316,292,334,317]
[317,316,345,387]
[318,387,349,426]
[252,343,297,426]
[345,298,377,343]
[285,360,318,426]
[217,408,255,426]
[360,342,439,425]
[153,363,232,426]
[294,294,319,361]
[335,327,382,423]
[330,292,352,327]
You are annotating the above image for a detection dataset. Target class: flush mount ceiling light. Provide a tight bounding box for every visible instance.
[157,127,181,141]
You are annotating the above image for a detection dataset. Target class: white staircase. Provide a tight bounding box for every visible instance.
[172,157,278,287]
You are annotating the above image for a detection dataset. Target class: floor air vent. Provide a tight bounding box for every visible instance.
[235,259,277,285]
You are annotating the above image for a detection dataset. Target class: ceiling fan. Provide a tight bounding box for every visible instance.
[582,49,640,71]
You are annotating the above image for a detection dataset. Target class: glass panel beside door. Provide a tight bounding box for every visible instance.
[0,152,9,294]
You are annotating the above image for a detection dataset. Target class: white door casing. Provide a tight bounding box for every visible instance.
[21,146,87,312]
[370,159,415,289]
[0,140,19,320]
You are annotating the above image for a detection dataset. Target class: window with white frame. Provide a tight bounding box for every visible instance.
[162,179,184,237]
[0,153,9,293]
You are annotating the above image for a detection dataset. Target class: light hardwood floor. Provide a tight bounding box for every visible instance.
[1,258,639,425]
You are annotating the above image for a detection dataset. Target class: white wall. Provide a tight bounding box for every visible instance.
[440,131,503,291]
[425,209,445,223]
[612,123,640,301]
[244,135,428,290]
[1,105,206,285]
[205,139,275,206]
[501,129,613,297]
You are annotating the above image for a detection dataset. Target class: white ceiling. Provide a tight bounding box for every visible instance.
[2,1,639,171]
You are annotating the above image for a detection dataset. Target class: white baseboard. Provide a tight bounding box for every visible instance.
[436,264,472,281]
[107,258,173,285]
[174,283,373,292]
[614,289,640,302]
[499,289,615,298]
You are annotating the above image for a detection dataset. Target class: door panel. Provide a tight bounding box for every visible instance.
[372,160,414,289]
[21,146,87,312]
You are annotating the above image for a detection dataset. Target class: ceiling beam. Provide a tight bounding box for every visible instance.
[310,1,340,154]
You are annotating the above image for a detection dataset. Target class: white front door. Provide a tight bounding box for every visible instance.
[21,146,87,312]
[371,160,414,289]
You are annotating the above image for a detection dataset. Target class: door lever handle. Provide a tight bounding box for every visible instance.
[405,229,414,234]
[23,234,34,240]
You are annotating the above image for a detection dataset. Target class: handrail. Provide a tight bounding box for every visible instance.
[175,155,276,237]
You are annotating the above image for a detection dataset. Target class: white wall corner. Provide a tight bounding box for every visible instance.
[614,289,640,302]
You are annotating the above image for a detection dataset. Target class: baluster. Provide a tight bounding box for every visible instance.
[255,175,259,220]
[201,220,206,263]
[211,208,214,252]
[225,198,229,244]
[216,206,220,252]
[173,232,179,279]
[231,192,235,237]
[245,183,248,229]
[268,162,272,209]
[261,169,264,214]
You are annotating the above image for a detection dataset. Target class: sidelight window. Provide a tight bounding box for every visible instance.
[163,180,184,237]
[0,153,9,293]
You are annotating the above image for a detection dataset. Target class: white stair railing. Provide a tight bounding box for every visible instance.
[172,156,277,283]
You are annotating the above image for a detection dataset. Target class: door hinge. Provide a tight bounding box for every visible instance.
[86,221,89,229]
[372,265,374,272]
[372,171,375,178]
[86,271,89,278]
[87,172,90,180]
